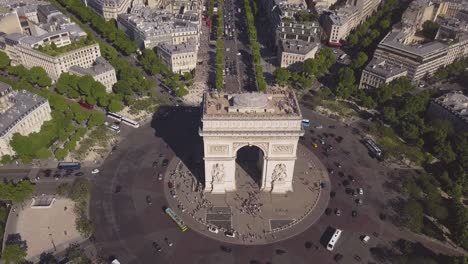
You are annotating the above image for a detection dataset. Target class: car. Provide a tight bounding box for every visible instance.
[75,172,84,176]
[351,210,358,217]
[170,190,177,198]
[162,159,169,167]
[115,185,122,193]
[328,168,334,174]
[152,242,162,252]
[315,125,323,129]
[91,169,100,174]
[348,175,355,182]
[146,195,152,205]
[358,188,364,195]
[237,52,241,55]
[362,235,370,243]
[225,231,236,238]
[208,226,219,233]
[355,198,363,205]
[313,143,318,148]
[336,163,342,168]
[325,208,332,215]
[319,139,325,145]
[335,208,341,216]
[158,173,163,181]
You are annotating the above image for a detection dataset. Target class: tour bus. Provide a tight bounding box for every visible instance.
[107,112,140,128]
[302,119,310,127]
[327,228,343,251]
[165,207,188,232]
[121,116,140,128]
[57,162,81,171]
[364,139,383,158]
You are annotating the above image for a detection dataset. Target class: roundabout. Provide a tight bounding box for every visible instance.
[89,104,394,264]
[163,142,330,245]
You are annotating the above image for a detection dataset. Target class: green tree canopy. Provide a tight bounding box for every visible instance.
[0,51,11,69]
[0,180,35,203]
[28,67,52,87]
[422,20,439,39]
[2,245,27,264]
[274,68,291,86]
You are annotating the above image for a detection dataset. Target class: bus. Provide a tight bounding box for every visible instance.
[302,119,310,127]
[107,112,123,122]
[364,139,383,158]
[165,207,188,232]
[107,112,140,128]
[57,162,81,170]
[121,116,140,128]
[327,229,342,251]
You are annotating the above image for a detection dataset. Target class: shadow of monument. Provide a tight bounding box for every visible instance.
[151,106,205,185]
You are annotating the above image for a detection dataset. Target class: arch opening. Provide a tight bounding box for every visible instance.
[235,145,264,189]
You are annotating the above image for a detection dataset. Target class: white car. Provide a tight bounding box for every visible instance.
[225,231,236,238]
[358,188,364,195]
[315,125,323,129]
[208,226,219,234]
[91,169,100,174]
[362,235,370,243]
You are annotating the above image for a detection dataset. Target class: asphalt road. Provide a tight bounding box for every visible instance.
[87,105,463,264]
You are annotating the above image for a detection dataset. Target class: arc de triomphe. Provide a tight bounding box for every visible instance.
[199,88,304,193]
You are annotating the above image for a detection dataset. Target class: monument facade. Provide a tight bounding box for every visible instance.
[199,88,304,193]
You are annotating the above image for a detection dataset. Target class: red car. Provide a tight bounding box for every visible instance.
[79,100,94,110]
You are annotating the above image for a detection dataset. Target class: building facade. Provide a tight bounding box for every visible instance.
[359,58,407,89]
[86,0,134,20]
[278,39,319,68]
[156,42,197,73]
[69,57,117,92]
[0,82,52,157]
[200,88,304,193]
[427,91,468,132]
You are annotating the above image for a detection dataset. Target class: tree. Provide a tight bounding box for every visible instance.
[351,52,368,70]
[55,148,69,160]
[0,51,11,69]
[70,104,90,124]
[422,20,439,39]
[88,111,105,127]
[2,245,27,264]
[274,68,291,86]
[28,67,51,87]
[78,76,94,96]
[336,67,356,99]
[69,178,92,203]
[176,87,189,97]
[108,99,124,112]
[403,199,424,233]
[379,19,391,29]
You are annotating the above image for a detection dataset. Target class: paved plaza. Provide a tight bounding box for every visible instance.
[4,198,83,263]
[164,143,330,245]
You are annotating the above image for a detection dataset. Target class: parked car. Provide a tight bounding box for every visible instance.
[362,235,370,243]
[158,173,163,181]
[225,231,236,238]
[352,210,358,217]
[208,226,219,234]
[91,169,100,174]
[335,208,341,216]
[146,195,152,205]
[358,188,364,195]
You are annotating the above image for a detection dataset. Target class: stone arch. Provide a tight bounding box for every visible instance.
[233,142,268,158]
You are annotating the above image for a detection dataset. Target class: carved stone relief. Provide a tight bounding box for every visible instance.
[211,163,225,183]
[271,144,294,154]
[208,145,229,154]
[271,164,287,183]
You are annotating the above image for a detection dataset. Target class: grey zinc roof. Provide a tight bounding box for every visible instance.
[0,83,48,138]
[379,31,448,57]
[69,57,114,76]
[364,58,407,78]
[280,39,317,55]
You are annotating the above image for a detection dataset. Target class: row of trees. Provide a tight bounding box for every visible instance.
[244,0,267,91]
[6,65,51,88]
[274,48,336,90]
[52,0,137,55]
[432,58,468,86]
[346,0,401,51]
[215,0,225,91]
[56,73,123,112]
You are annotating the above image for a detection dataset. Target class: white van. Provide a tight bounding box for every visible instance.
[109,124,120,134]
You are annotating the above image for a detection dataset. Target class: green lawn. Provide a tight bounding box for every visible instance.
[321,100,358,118]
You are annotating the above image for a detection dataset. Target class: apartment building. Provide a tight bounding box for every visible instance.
[276,21,321,44]
[359,58,407,89]
[323,0,381,45]
[368,0,468,82]
[259,0,308,29]
[117,7,199,49]
[0,82,52,157]
[12,42,101,80]
[85,0,133,20]
[69,56,117,92]
[427,91,468,132]
[278,39,319,68]
[156,41,197,73]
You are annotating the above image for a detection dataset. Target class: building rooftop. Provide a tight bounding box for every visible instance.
[0,82,48,138]
[280,39,318,55]
[364,58,407,78]
[157,41,197,54]
[202,88,302,118]
[433,91,468,123]
[37,4,59,17]
[378,30,448,57]
[69,57,114,76]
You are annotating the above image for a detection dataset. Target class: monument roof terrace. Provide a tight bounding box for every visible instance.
[203,88,302,119]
